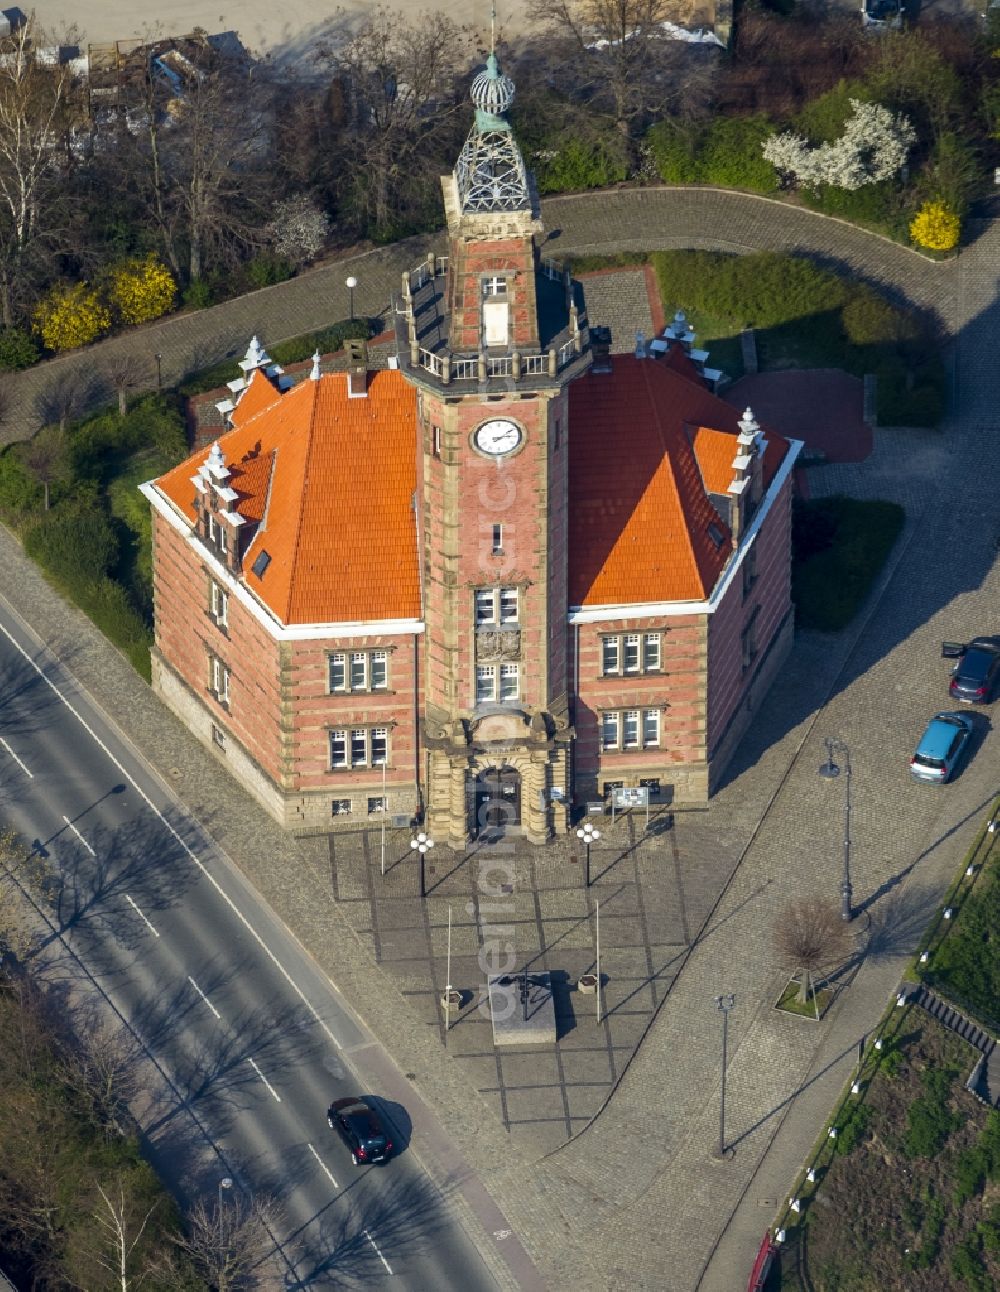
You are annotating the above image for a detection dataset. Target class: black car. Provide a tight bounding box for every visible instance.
[327,1097,392,1165]
[949,637,1000,704]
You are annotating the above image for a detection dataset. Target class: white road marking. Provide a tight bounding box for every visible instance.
[62,815,96,855]
[187,975,221,1019]
[0,618,345,1051]
[364,1228,393,1275]
[247,1057,281,1102]
[0,737,32,777]
[125,893,160,938]
[307,1142,339,1189]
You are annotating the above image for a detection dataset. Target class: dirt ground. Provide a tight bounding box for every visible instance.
[29,0,526,58]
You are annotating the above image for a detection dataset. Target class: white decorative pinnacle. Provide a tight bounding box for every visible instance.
[240,334,274,375]
[738,407,760,437]
[310,349,321,381]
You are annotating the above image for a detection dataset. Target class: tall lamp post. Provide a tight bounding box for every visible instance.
[410,831,434,899]
[217,1176,233,1253]
[154,352,163,390]
[818,738,853,922]
[345,275,358,322]
[714,994,735,1159]
[576,821,600,888]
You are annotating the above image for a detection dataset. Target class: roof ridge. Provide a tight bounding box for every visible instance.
[283,378,323,623]
[639,361,704,597]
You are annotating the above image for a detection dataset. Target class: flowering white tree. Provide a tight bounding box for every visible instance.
[762,100,915,191]
[266,195,330,265]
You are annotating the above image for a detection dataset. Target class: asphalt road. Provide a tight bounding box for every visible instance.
[0,599,501,1291]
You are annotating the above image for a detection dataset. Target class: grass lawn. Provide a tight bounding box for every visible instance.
[792,496,905,632]
[775,1012,1000,1291]
[776,978,831,1019]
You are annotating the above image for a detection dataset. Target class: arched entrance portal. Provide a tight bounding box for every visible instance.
[474,766,521,835]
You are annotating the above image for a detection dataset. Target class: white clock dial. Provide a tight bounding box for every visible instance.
[474,418,522,456]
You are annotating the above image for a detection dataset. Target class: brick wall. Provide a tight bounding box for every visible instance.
[447,236,539,352]
[574,614,708,804]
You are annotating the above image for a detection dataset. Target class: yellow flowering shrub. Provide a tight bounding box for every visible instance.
[33,283,111,352]
[909,201,961,252]
[108,255,176,325]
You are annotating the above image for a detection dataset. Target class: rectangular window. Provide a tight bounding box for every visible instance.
[350,729,367,767]
[371,650,388,690]
[643,709,660,747]
[499,587,518,623]
[330,730,347,769]
[475,590,495,625]
[601,711,619,751]
[210,581,228,627]
[743,546,758,598]
[432,424,442,458]
[371,728,388,766]
[624,634,641,673]
[368,796,387,815]
[482,275,507,297]
[328,652,346,692]
[623,710,640,748]
[210,656,230,705]
[476,665,496,704]
[492,523,503,555]
[601,636,620,675]
[742,609,760,671]
[499,662,519,702]
[553,418,561,450]
[643,633,661,671]
[350,652,367,690]
[331,798,352,816]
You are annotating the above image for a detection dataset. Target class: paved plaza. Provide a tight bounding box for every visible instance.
[0,188,996,1289]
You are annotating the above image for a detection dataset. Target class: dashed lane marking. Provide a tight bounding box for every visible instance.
[0,737,32,777]
[187,975,221,1019]
[364,1228,393,1275]
[62,814,95,856]
[307,1142,339,1189]
[125,893,160,938]
[248,1057,281,1102]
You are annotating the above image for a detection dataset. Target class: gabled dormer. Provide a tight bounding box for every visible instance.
[192,441,245,570]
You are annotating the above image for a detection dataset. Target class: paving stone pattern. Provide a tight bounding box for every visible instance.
[0,190,993,1292]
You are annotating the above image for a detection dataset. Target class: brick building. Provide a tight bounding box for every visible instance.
[141,51,801,845]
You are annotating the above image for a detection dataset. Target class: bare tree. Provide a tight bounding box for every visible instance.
[57,1016,142,1141]
[106,353,150,417]
[87,1180,161,1292]
[20,422,68,510]
[321,9,473,239]
[529,0,716,141]
[0,16,82,324]
[172,1190,282,1291]
[773,897,850,1017]
[35,368,91,432]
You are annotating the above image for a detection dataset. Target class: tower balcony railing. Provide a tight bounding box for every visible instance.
[397,253,589,392]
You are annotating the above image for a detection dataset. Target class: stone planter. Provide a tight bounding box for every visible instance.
[577,974,598,995]
[440,988,462,1014]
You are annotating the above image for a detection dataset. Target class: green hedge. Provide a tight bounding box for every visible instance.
[792,496,905,631]
[534,135,628,195]
[646,117,779,194]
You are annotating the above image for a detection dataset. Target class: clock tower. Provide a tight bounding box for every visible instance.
[395,46,591,845]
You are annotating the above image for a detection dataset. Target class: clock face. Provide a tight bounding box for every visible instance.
[474,418,522,457]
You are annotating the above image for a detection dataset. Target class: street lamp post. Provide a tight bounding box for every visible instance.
[409,831,434,899]
[576,821,600,888]
[818,738,853,922]
[345,275,358,322]
[714,994,735,1158]
[217,1176,233,1254]
[154,352,163,390]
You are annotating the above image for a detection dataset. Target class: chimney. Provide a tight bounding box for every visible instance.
[345,338,369,398]
[728,407,762,543]
[590,326,612,374]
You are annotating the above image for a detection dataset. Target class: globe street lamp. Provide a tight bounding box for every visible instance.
[576,821,600,888]
[818,738,853,922]
[217,1176,233,1251]
[410,831,434,899]
[345,275,358,322]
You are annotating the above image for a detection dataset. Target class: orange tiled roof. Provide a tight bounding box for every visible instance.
[230,367,284,425]
[155,370,420,625]
[568,356,789,606]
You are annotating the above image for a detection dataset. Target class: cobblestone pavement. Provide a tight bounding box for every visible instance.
[0,190,993,1291]
[0,186,956,446]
